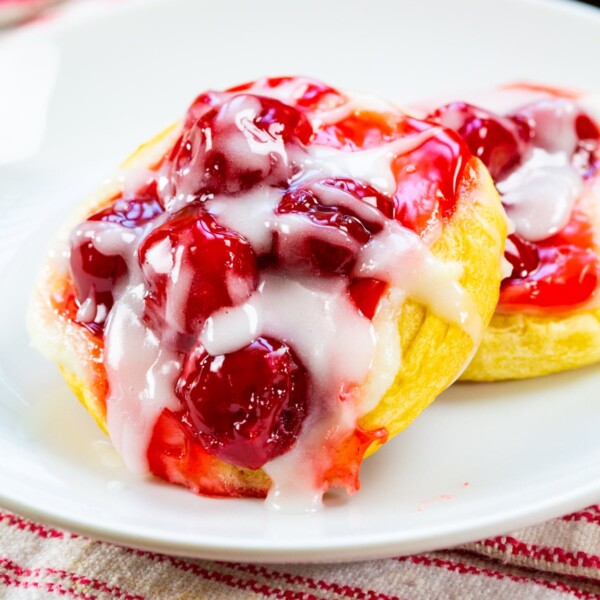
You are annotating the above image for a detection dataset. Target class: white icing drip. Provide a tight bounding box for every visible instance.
[76,90,484,511]
[76,295,97,323]
[71,218,182,473]
[357,288,403,416]
[302,129,441,195]
[203,272,375,388]
[310,180,386,222]
[355,221,481,340]
[104,282,181,474]
[201,272,377,513]
[418,86,597,246]
[276,211,362,258]
[69,220,141,324]
[263,400,357,513]
[143,237,173,274]
[116,167,155,199]
[201,302,263,356]
[207,186,280,254]
[522,98,580,155]
[498,149,583,242]
[228,98,289,166]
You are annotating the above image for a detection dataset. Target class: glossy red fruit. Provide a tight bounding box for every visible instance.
[70,189,164,319]
[314,110,469,235]
[138,206,258,336]
[499,245,599,311]
[167,94,313,198]
[391,121,470,234]
[348,278,388,320]
[427,102,531,181]
[176,337,309,470]
[183,90,229,128]
[274,179,384,275]
[574,112,599,178]
[147,408,268,498]
[504,233,540,281]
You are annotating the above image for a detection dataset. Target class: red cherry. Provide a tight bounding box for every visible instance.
[70,243,127,318]
[574,112,600,178]
[499,245,598,310]
[176,337,309,470]
[274,179,384,275]
[147,408,269,498]
[167,94,313,198]
[348,277,388,320]
[427,102,531,181]
[70,189,164,321]
[184,90,229,128]
[138,206,258,336]
[504,233,540,281]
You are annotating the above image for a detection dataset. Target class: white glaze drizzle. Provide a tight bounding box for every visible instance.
[301,129,442,196]
[71,219,182,473]
[498,149,583,242]
[355,221,481,340]
[415,86,599,245]
[75,89,482,510]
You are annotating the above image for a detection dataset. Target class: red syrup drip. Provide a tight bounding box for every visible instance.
[65,77,470,494]
[429,95,600,312]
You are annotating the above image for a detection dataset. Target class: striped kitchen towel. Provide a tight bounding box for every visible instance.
[1,506,600,599]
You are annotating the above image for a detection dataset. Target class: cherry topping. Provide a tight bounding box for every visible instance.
[70,189,164,321]
[167,94,313,198]
[147,408,269,498]
[348,278,388,319]
[138,206,258,336]
[504,233,540,280]
[499,245,598,310]
[184,90,229,128]
[176,337,309,470]
[427,102,531,181]
[274,179,384,275]
[574,113,600,178]
[391,121,470,234]
[88,183,163,227]
[227,76,343,111]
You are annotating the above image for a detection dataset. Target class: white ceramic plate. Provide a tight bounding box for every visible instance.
[1,0,600,563]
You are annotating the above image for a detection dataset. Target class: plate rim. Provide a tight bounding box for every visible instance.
[2,0,600,564]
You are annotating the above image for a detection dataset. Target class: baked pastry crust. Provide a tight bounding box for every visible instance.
[463,174,600,380]
[457,91,600,382]
[464,215,600,382]
[28,93,506,497]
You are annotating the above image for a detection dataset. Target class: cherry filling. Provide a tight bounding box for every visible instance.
[429,94,600,312]
[391,119,470,235]
[315,112,471,235]
[166,94,313,199]
[427,102,532,181]
[69,185,164,327]
[176,337,309,470]
[64,77,473,497]
[274,179,385,276]
[138,206,258,338]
